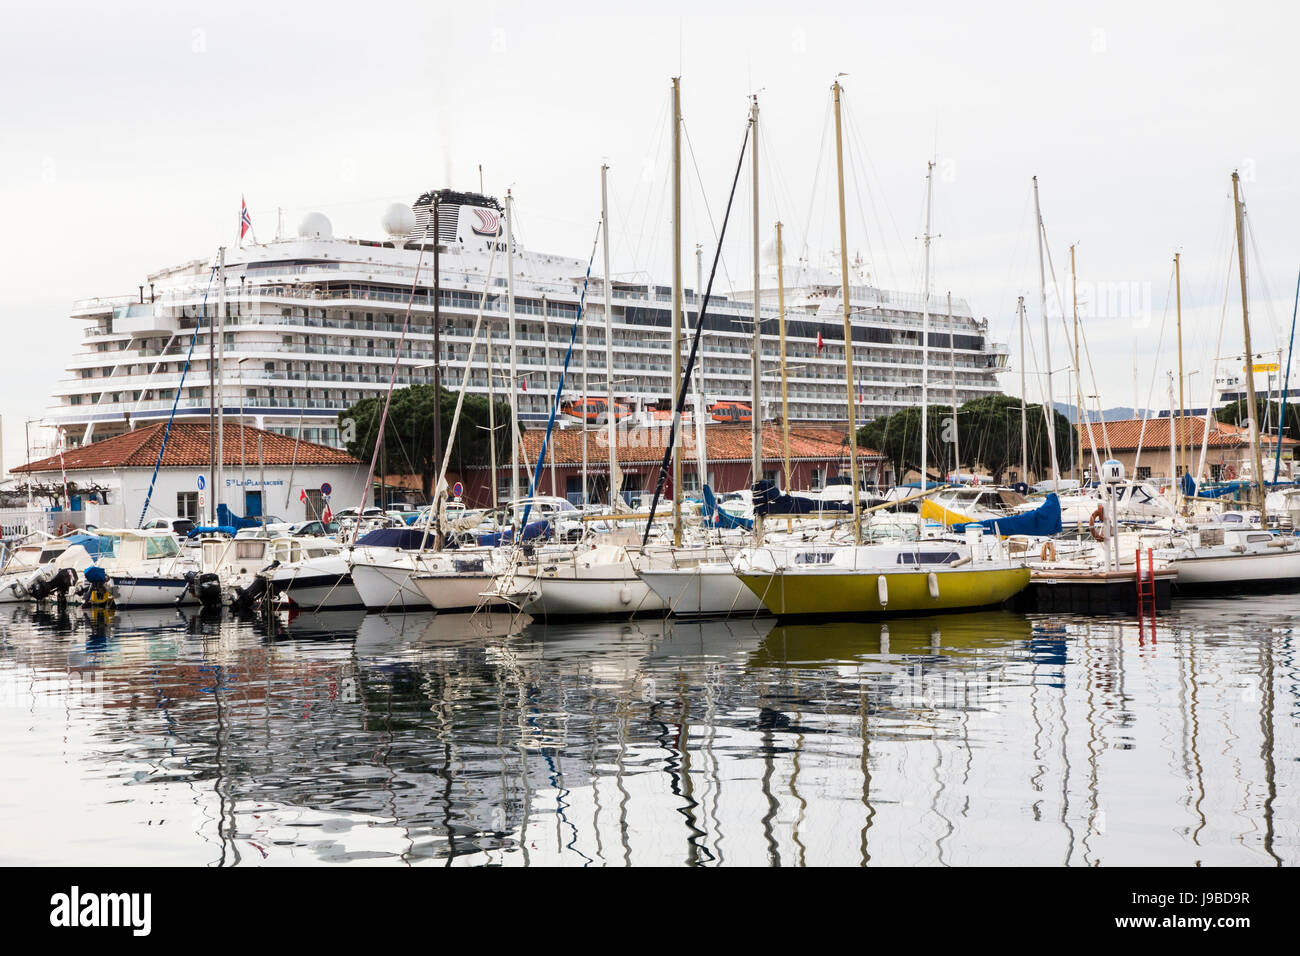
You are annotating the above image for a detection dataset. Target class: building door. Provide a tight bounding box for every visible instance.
[245,490,263,518]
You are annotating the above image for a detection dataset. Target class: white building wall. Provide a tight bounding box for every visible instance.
[34,464,368,528]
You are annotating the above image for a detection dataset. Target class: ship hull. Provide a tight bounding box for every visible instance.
[736,565,1031,618]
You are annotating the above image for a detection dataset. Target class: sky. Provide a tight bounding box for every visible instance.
[3,0,1299,472]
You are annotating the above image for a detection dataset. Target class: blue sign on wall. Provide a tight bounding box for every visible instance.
[197,475,206,491]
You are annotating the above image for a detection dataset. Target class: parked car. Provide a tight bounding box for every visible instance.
[141,517,196,537]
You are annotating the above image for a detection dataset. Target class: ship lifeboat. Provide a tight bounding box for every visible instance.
[709,401,752,424]
[561,397,630,423]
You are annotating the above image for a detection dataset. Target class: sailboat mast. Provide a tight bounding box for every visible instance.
[1033,176,1060,486]
[671,77,684,547]
[1019,295,1028,482]
[750,94,764,543]
[506,192,519,504]
[947,291,959,482]
[487,326,498,509]
[581,241,589,507]
[777,222,791,490]
[693,243,707,494]
[1071,243,1082,483]
[920,161,933,510]
[1174,251,1185,498]
[1232,170,1268,521]
[601,165,617,507]
[832,80,861,544]
[215,246,226,523]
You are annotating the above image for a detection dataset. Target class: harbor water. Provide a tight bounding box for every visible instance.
[0,598,1294,866]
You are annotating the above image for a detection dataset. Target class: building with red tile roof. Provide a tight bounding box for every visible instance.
[1076,416,1297,481]
[444,423,886,507]
[11,422,365,530]
[13,422,356,474]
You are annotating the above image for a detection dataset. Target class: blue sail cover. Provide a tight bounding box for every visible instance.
[952,493,1062,537]
[217,504,263,530]
[750,480,851,516]
[701,486,753,531]
[1180,472,1197,498]
[356,527,438,549]
[475,519,550,547]
[65,533,105,557]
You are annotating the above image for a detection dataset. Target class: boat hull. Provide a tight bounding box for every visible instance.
[519,574,666,619]
[411,572,507,612]
[100,575,197,608]
[736,565,1031,618]
[1165,548,1300,592]
[266,571,363,610]
[349,554,431,610]
[638,566,765,617]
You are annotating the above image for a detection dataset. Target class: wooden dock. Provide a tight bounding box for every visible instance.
[1013,564,1177,615]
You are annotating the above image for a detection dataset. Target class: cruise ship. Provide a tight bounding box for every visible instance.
[49,189,1010,456]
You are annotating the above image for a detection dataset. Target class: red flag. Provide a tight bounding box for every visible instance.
[521,378,528,392]
[299,488,307,503]
[240,196,252,240]
[817,331,825,354]
[322,505,333,523]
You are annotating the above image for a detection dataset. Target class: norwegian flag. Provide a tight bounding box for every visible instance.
[817,331,825,354]
[239,196,252,240]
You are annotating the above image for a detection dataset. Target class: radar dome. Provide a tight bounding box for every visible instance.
[297,212,333,240]
[381,203,416,240]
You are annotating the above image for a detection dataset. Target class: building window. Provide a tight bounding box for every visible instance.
[177,492,199,520]
[811,467,826,490]
[1135,466,1151,480]
[303,489,326,519]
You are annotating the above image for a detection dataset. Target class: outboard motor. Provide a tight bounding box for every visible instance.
[81,565,114,608]
[230,560,278,612]
[183,571,223,607]
[26,566,78,603]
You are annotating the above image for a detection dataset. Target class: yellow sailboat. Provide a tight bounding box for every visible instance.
[734,82,1031,619]
[735,540,1030,618]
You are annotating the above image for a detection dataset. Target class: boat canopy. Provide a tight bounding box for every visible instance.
[356,527,437,549]
[701,486,752,530]
[751,480,850,516]
[952,493,1062,537]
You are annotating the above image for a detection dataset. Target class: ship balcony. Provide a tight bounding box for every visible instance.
[110,302,182,336]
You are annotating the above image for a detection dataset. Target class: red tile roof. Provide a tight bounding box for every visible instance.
[13,422,357,473]
[1076,416,1298,452]
[514,423,880,467]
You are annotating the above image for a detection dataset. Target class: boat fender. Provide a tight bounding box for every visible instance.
[877,575,888,608]
[619,585,632,605]
[55,521,75,537]
[927,571,939,600]
[1040,540,1057,562]
[1088,506,1107,542]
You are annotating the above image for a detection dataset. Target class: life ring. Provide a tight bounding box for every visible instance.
[1040,540,1057,562]
[55,522,75,537]
[1088,506,1106,542]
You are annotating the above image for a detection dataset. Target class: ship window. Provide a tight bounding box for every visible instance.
[794,551,835,565]
[146,536,179,559]
[236,541,264,560]
[897,551,961,565]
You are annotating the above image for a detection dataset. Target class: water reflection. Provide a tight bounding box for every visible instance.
[0,598,1294,866]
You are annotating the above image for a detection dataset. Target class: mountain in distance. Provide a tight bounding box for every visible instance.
[1053,402,1156,423]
